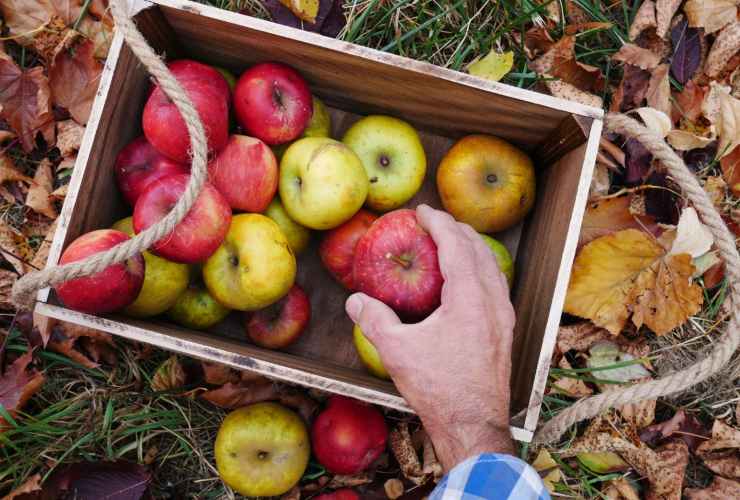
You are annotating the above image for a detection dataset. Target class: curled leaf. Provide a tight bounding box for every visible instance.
[151,355,186,392]
[706,22,740,78]
[666,129,716,150]
[634,107,672,137]
[721,145,740,195]
[684,0,738,34]
[613,43,662,70]
[25,158,57,219]
[467,50,513,82]
[716,89,740,158]
[200,377,279,409]
[0,351,45,429]
[629,0,656,40]
[389,423,425,485]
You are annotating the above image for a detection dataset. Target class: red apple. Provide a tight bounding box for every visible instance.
[314,490,360,500]
[311,396,388,474]
[143,78,229,163]
[55,229,145,314]
[245,284,310,349]
[319,209,377,289]
[133,173,231,263]
[233,62,312,145]
[114,136,189,206]
[209,135,278,212]
[353,209,443,319]
[167,59,231,103]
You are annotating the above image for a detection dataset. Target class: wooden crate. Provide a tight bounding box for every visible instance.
[34,0,603,442]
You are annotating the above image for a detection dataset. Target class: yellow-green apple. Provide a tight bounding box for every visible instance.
[55,230,144,314]
[209,135,278,212]
[215,402,310,497]
[353,209,443,319]
[167,283,231,330]
[279,137,368,230]
[214,66,237,91]
[234,62,312,145]
[114,136,189,206]
[311,396,387,474]
[437,135,535,233]
[342,115,426,212]
[479,234,514,287]
[203,214,296,310]
[271,96,332,160]
[245,284,310,349]
[264,197,311,254]
[133,174,231,264]
[111,216,189,318]
[319,209,377,289]
[314,490,360,500]
[353,324,389,379]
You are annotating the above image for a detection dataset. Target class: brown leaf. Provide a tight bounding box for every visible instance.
[280,485,300,500]
[25,158,57,219]
[629,0,656,40]
[384,478,404,499]
[521,26,554,59]
[57,154,76,172]
[672,82,707,123]
[684,0,738,34]
[0,220,31,275]
[704,175,727,206]
[685,476,740,499]
[722,145,740,195]
[0,351,45,429]
[706,22,740,78]
[589,162,611,199]
[613,43,662,70]
[696,419,740,478]
[30,15,73,62]
[656,0,682,38]
[201,360,239,385]
[48,322,117,368]
[0,52,55,152]
[544,78,603,107]
[0,154,34,187]
[389,423,425,485]
[49,38,103,125]
[557,321,613,353]
[551,357,593,397]
[715,88,740,158]
[50,184,67,200]
[326,473,372,489]
[278,389,319,424]
[610,65,651,112]
[639,409,709,452]
[151,355,186,392]
[619,398,656,429]
[0,268,17,309]
[2,473,42,500]
[646,64,672,117]
[30,218,56,271]
[0,0,55,44]
[0,130,16,144]
[602,478,640,500]
[530,36,604,91]
[56,119,84,157]
[200,378,279,409]
[645,440,689,500]
[579,195,655,248]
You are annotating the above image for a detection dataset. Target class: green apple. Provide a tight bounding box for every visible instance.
[167,284,231,330]
[264,197,311,254]
[111,217,189,318]
[342,115,426,212]
[479,234,514,287]
[353,324,390,379]
[215,66,237,90]
[204,214,296,310]
[215,402,310,497]
[272,96,332,161]
[279,137,368,230]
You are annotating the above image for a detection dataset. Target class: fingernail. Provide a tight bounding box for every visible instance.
[345,294,364,321]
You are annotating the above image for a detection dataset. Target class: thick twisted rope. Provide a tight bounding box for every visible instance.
[533,113,740,444]
[11,0,209,309]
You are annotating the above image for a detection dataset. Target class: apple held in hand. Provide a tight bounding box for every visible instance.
[353,324,389,379]
[215,402,310,497]
[312,396,388,474]
[353,209,443,319]
[209,135,278,212]
[168,283,231,330]
[133,174,231,264]
[245,284,310,349]
[342,115,426,212]
[234,62,312,145]
[264,197,311,254]
[319,209,377,289]
[55,229,144,314]
[204,214,296,311]
[280,137,368,230]
[437,134,535,233]
[114,136,189,206]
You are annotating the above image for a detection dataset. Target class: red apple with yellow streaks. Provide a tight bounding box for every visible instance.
[245,284,310,349]
[319,209,377,289]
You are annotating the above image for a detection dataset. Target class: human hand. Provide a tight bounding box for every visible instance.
[345,204,516,471]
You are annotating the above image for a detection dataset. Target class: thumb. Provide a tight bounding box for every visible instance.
[345,293,401,345]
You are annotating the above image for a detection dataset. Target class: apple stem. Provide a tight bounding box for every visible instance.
[385,252,412,269]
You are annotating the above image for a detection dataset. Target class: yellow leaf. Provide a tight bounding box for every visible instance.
[565,229,703,335]
[467,50,514,82]
[531,449,562,493]
[279,0,319,23]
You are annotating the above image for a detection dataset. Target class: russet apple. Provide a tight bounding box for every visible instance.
[311,396,388,474]
[279,137,368,230]
[167,283,231,330]
[55,229,144,314]
[111,217,189,318]
[234,62,312,145]
[353,324,390,379]
[353,209,443,319]
[133,174,231,264]
[114,136,189,207]
[319,209,377,289]
[215,402,310,497]
[314,490,360,500]
[342,115,426,212]
[437,134,535,233]
[264,197,311,254]
[203,214,296,311]
[245,284,310,349]
[479,234,514,287]
[209,135,278,212]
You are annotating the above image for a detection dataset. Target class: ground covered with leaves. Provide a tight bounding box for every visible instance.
[1,0,740,499]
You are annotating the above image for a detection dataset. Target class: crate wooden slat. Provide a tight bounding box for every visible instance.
[35,0,603,443]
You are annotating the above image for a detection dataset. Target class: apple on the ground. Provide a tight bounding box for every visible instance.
[55,229,144,314]
[264,197,311,254]
[279,137,368,230]
[204,214,296,311]
[167,282,231,330]
[112,216,189,318]
[234,62,312,145]
[215,402,310,497]
[209,135,278,212]
[353,209,443,319]
[133,174,231,264]
[342,115,426,212]
[319,209,377,289]
[353,324,390,379]
[479,233,514,287]
[245,284,310,349]
[114,136,189,206]
[312,396,388,474]
[314,490,360,500]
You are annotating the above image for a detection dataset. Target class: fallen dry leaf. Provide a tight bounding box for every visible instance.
[2,473,42,499]
[696,419,740,479]
[666,129,716,150]
[634,107,672,137]
[279,0,319,23]
[0,220,31,275]
[684,0,738,34]
[48,322,117,368]
[384,478,404,499]
[671,17,702,85]
[721,145,740,195]
[589,162,611,199]
[579,195,655,248]
[326,473,372,489]
[531,448,562,493]
[0,268,17,309]
[629,0,656,40]
[56,119,84,157]
[421,431,442,480]
[646,64,672,117]
[280,485,300,500]
[587,341,651,383]
[200,378,279,409]
[50,184,67,200]
[672,80,707,123]
[639,409,709,451]
[25,158,57,219]
[715,89,740,158]
[551,357,593,398]
[544,78,603,107]
[278,389,319,424]
[706,22,740,78]
[704,175,728,206]
[669,207,714,258]
[611,65,651,112]
[467,50,514,82]
[531,36,604,91]
[0,351,45,429]
[685,476,740,499]
[389,422,426,485]
[646,440,690,500]
[49,38,103,125]
[29,218,56,271]
[656,0,682,38]
[0,154,33,187]
[619,397,656,429]
[201,360,239,385]
[557,321,613,353]
[613,43,662,70]
[151,355,186,392]
[602,478,640,500]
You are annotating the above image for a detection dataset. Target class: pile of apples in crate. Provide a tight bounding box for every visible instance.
[53,59,536,496]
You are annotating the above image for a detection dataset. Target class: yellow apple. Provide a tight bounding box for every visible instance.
[203,214,296,310]
[215,402,310,497]
[167,284,230,330]
[111,216,189,318]
[264,197,311,254]
[479,234,514,287]
[353,324,390,379]
[279,137,368,230]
